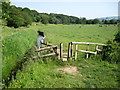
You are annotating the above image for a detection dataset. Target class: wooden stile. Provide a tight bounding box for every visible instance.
[33,41,106,60]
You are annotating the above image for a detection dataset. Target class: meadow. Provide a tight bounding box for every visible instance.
[2,23,119,88]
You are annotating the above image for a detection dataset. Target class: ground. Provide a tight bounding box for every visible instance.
[57,66,79,75]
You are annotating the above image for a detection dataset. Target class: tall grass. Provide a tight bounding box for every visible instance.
[2,30,38,80]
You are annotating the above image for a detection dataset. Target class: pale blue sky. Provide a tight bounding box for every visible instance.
[11,1,118,19]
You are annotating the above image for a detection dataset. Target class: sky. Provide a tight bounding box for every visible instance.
[10,0,119,19]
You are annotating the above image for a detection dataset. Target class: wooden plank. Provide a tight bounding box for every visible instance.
[86,53,89,59]
[33,53,56,59]
[71,42,73,57]
[75,50,97,54]
[41,53,56,57]
[96,49,102,52]
[75,44,78,60]
[35,45,57,51]
[72,42,106,46]
[63,53,68,55]
[62,58,67,61]
[32,56,40,59]
[68,42,71,59]
[86,44,89,58]
[57,48,60,59]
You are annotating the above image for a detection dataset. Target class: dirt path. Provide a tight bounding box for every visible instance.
[57,66,79,75]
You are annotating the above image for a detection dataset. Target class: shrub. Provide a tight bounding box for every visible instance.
[2,30,38,80]
[101,40,120,63]
[114,31,120,43]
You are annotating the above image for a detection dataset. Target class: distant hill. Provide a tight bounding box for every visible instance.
[95,16,118,21]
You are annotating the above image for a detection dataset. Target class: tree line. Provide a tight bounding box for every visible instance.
[2,2,119,28]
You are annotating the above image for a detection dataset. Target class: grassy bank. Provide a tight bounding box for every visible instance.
[2,30,38,80]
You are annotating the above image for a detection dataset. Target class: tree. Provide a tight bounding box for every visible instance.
[104,20,110,24]
[109,19,117,24]
[49,17,59,24]
[2,2,10,20]
[6,5,32,28]
[21,12,32,26]
[7,5,25,28]
[92,19,100,24]
[40,15,49,25]
[86,20,92,24]
[81,18,86,24]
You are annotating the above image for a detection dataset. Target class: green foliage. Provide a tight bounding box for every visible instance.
[109,19,118,24]
[92,19,100,24]
[21,12,32,26]
[2,30,38,80]
[49,17,59,24]
[8,58,119,88]
[7,5,33,28]
[114,31,120,43]
[40,15,49,25]
[2,2,10,20]
[101,40,120,63]
[2,2,118,28]
[101,31,120,64]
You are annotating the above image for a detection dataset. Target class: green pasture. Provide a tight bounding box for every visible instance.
[2,24,119,88]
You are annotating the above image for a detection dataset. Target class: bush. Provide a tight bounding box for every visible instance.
[2,30,38,80]
[114,31,120,43]
[101,40,120,63]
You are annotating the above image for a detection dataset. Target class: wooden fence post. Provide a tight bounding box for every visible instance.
[60,43,63,60]
[68,42,71,59]
[70,42,73,58]
[96,45,99,54]
[86,44,89,59]
[75,44,78,60]
[53,46,58,56]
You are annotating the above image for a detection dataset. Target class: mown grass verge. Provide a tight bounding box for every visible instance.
[2,30,38,80]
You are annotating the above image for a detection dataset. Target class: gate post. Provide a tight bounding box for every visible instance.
[60,43,63,60]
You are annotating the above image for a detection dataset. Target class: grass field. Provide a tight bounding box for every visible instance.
[2,24,119,88]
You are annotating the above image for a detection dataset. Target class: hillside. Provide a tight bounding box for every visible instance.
[95,16,118,21]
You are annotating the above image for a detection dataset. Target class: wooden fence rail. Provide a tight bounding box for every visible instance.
[35,45,57,52]
[68,42,106,59]
[72,42,106,46]
[33,45,58,59]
